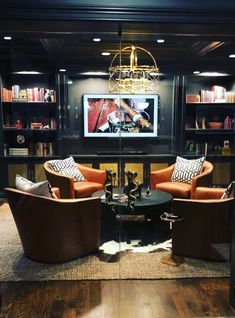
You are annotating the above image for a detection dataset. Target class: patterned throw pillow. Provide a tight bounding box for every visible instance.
[171,156,205,184]
[15,174,56,198]
[48,156,86,182]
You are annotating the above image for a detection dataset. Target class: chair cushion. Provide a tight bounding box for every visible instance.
[74,181,103,198]
[48,156,86,181]
[15,174,56,198]
[155,182,191,198]
[171,156,205,184]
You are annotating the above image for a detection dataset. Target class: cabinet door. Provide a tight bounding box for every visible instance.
[81,163,93,168]
[34,164,47,182]
[124,163,144,184]
[212,162,231,186]
[150,163,169,172]
[8,164,28,187]
[99,163,119,186]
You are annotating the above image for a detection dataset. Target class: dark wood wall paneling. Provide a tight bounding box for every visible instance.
[58,76,175,156]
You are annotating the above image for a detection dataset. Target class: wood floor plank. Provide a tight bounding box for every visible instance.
[0,279,235,318]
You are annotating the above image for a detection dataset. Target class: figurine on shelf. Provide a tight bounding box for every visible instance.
[19,89,27,101]
[221,140,231,155]
[44,89,52,102]
[124,169,142,212]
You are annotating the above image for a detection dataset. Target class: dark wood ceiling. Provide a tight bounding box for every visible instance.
[1,7,235,76]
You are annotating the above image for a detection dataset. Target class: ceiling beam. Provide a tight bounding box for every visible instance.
[193,41,227,56]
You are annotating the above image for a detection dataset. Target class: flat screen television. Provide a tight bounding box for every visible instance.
[83,94,159,137]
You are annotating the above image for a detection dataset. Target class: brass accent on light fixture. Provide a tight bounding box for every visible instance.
[109,45,159,94]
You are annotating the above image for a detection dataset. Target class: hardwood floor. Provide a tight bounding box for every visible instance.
[0,278,235,318]
[1,201,234,317]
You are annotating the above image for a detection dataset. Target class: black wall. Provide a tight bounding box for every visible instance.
[59,76,175,156]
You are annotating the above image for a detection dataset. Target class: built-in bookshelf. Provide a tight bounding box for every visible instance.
[0,74,58,157]
[183,77,235,156]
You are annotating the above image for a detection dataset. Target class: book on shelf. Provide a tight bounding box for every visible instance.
[186,95,200,103]
[12,85,20,100]
[9,148,28,156]
[224,116,234,129]
[212,85,227,103]
[1,88,12,102]
[199,85,230,103]
[226,91,235,103]
[28,142,54,156]
[2,85,56,102]
[39,88,45,102]
[7,143,54,157]
[200,90,214,103]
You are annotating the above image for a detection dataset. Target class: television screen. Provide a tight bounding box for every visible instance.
[83,94,159,137]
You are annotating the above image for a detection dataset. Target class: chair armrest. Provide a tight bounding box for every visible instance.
[45,168,75,199]
[77,164,106,185]
[150,164,175,189]
[173,196,233,204]
[52,187,60,198]
[194,187,225,199]
[190,166,213,199]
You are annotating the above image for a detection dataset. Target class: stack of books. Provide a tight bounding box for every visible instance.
[9,148,28,156]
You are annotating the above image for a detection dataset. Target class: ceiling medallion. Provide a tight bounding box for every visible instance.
[109,45,159,94]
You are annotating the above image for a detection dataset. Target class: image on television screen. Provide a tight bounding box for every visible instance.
[83,94,158,137]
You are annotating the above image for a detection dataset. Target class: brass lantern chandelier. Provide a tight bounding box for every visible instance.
[109,45,159,94]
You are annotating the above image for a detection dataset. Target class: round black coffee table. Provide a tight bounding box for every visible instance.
[93,188,173,243]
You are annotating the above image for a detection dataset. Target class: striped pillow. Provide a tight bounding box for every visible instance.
[49,157,86,182]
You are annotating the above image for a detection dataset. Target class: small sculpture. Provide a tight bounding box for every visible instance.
[145,185,151,197]
[124,169,142,212]
[103,168,117,205]
[19,89,27,101]
[44,89,52,102]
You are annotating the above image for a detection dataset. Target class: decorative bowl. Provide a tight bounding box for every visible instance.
[207,121,223,129]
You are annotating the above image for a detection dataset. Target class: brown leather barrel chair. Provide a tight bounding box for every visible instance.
[171,187,233,261]
[150,160,213,199]
[5,187,101,263]
[44,161,106,199]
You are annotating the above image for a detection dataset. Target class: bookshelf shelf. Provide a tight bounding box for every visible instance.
[186,102,235,106]
[3,128,57,132]
[2,101,56,104]
[185,128,235,134]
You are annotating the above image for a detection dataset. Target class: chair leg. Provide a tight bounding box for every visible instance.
[160,212,185,266]
[161,252,184,266]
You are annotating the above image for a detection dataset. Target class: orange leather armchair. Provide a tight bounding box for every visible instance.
[5,187,101,263]
[171,186,233,261]
[44,161,106,199]
[150,160,213,199]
